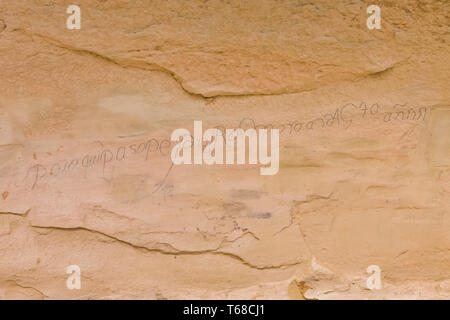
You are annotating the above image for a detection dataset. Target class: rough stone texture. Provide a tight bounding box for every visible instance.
[0,0,449,299]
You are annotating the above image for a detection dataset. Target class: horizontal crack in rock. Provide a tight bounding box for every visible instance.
[30,224,302,270]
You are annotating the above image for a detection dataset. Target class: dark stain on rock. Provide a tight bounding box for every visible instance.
[249,212,272,219]
[0,19,6,33]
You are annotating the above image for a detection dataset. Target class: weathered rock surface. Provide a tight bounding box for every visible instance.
[0,0,449,299]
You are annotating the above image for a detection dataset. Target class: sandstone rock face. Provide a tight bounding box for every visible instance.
[0,0,449,299]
